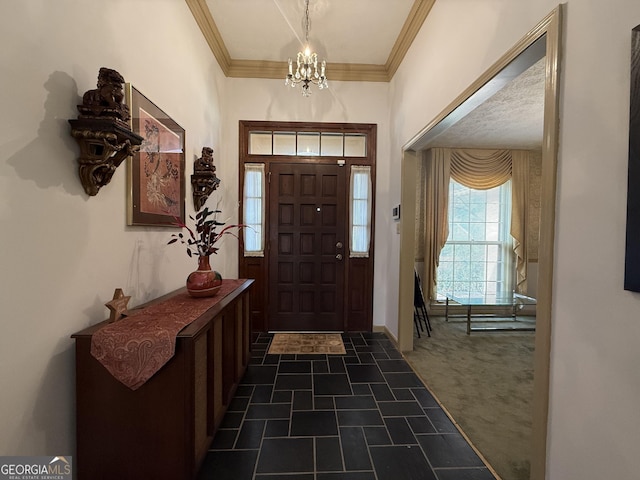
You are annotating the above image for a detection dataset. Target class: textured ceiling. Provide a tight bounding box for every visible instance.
[188,0,545,150]
[425,59,546,150]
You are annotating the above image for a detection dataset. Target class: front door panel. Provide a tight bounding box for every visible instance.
[268,163,346,331]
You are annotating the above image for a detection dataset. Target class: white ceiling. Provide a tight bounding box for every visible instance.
[205,0,416,64]
[192,0,545,150]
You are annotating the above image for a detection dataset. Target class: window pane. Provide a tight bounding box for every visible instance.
[273,132,296,155]
[486,264,498,281]
[297,132,320,156]
[454,244,471,262]
[453,281,469,295]
[249,132,272,155]
[352,226,368,252]
[469,202,486,222]
[487,245,499,262]
[486,202,500,222]
[469,188,486,204]
[350,166,371,257]
[469,223,485,241]
[451,223,469,241]
[438,262,453,281]
[352,201,368,224]
[440,244,454,261]
[321,133,343,156]
[452,181,466,196]
[470,259,484,277]
[243,164,265,255]
[486,188,500,203]
[486,221,499,241]
[244,225,262,252]
[471,244,486,261]
[244,198,261,224]
[344,134,366,156]
[453,203,470,224]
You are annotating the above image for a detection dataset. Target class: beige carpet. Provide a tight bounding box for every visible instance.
[267,333,346,355]
[404,316,535,480]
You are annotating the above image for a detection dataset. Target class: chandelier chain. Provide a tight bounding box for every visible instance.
[304,0,310,44]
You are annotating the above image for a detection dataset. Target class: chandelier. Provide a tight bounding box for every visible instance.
[285,0,328,97]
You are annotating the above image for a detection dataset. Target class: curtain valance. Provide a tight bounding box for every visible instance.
[450,149,512,189]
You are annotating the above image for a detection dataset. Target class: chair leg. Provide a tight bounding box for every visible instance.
[421,304,432,333]
[415,306,430,337]
[423,308,431,337]
[414,269,431,337]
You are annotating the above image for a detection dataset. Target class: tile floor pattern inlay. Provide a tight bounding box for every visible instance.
[197,332,497,480]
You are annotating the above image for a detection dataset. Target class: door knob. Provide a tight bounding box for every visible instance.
[336,241,343,249]
[335,254,343,260]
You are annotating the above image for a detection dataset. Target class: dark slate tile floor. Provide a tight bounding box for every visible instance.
[197,332,496,480]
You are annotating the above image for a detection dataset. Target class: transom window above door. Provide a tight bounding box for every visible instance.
[248,131,367,157]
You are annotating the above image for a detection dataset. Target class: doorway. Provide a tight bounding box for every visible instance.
[239,121,377,333]
[397,7,562,480]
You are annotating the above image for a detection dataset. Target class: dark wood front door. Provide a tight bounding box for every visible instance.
[268,163,347,331]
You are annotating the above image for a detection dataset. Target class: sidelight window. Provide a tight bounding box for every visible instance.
[242,163,265,256]
[350,165,372,257]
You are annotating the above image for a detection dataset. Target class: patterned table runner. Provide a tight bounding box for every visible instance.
[90,279,246,390]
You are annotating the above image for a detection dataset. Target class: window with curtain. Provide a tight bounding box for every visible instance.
[242,163,265,256]
[350,165,372,257]
[437,179,514,297]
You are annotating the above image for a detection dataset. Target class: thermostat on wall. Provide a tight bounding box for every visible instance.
[392,204,401,220]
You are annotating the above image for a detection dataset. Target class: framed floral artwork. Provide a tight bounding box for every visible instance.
[125,84,185,226]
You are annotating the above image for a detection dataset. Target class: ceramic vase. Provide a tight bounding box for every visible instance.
[186,255,222,297]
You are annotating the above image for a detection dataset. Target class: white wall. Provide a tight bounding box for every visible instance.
[0,0,227,456]
[548,1,640,477]
[223,78,392,327]
[5,1,640,478]
[389,1,640,478]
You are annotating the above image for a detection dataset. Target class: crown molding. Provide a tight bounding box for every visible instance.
[186,0,432,83]
[386,0,435,78]
[185,0,232,75]
[226,60,389,82]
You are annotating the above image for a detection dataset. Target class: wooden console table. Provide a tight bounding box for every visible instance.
[72,279,253,480]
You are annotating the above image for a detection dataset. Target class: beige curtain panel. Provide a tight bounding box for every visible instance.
[511,150,530,293]
[415,148,530,300]
[416,148,451,300]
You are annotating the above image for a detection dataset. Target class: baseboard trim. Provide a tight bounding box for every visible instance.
[373,325,401,351]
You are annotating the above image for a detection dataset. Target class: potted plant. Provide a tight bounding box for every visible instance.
[168,207,244,297]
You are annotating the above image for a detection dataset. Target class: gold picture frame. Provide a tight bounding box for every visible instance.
[125,84,185,226]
